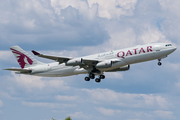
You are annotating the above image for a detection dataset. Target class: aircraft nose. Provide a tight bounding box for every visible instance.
[173,46,177,51]
[171,46,177,52]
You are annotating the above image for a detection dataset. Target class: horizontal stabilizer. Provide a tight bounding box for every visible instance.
[4,68,32,73]
[32,50,72,63]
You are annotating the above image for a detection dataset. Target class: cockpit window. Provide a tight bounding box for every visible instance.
[165,44,172,47]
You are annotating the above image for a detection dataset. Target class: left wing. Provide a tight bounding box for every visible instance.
[32,50,72,63]
[32,50,121,68]
[32,50,100,66]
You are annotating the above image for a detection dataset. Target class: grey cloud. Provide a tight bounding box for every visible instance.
[0,0,110,50]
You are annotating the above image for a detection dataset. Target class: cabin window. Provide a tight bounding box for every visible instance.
[165,44,172,47]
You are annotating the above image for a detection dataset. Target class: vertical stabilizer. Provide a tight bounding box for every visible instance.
[10,46,44,69]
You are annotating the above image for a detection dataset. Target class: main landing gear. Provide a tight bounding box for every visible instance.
[84,73,105,83]
[84,77,90,81]
[84,73,94,81]
[158,59,162,66]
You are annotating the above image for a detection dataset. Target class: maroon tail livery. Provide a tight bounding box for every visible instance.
[10,48,33,68]
[10,46,43,69]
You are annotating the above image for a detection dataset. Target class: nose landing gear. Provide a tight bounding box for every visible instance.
[158,62,162,66]
[158,59,162,66]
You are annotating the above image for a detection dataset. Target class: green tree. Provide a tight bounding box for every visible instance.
[65,116,72,120]
[51,118,56,120]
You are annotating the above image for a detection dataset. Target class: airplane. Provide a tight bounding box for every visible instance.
[4,43,176,83]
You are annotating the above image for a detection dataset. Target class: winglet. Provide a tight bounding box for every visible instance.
[32,50,40,56]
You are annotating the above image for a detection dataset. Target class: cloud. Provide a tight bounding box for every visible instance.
[0,100,3,108]
[96,107,121,116]
[153,110,175,119]
[10,73,45,90]
[158,0,180,15]
[105,27,137,50]
[83,88,172,109]
[0,0,110,50]
[69,112,91,119]
[9,72,68,91]
[0,0,174,54]
[88,0,137,19]
[158,0,180,44]
[0,51,12,61]
[55,95,78,101]
[22,101,76,108]
[0,91,20,100]
[105,72,123,79]
[0,0,178,52]
[163,62,180,72]
[137,25,169,44]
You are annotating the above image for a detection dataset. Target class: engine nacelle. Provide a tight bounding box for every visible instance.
[106,65,130,72]
[96,60,113,69]
[66,58,83,66]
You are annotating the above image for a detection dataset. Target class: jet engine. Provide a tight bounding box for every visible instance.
[96,60,113,68]
[66,58,83,66]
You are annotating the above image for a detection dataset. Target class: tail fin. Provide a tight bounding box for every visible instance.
[10,46,44,69]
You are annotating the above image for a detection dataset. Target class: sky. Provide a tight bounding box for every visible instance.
[0,0,180,120]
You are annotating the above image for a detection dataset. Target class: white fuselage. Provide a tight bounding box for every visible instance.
[25,43,176,77]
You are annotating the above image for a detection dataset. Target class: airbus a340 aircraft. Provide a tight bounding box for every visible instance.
[4,43,176,82]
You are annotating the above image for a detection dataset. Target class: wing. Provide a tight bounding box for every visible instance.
[32,50,72,64]
[32,50,101,66]
[4,68,32,73]
[32,50,121,68]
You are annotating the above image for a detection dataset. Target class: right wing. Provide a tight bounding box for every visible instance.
[32,50,73,64]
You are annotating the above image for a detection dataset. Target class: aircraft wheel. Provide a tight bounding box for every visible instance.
[158,62,162,66]
[95,78,101,83]
[100,75,105,79]
[85,77,90,81]
[89,73,95,79]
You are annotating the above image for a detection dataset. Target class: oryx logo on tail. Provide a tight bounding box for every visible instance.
[10,48,33,69]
